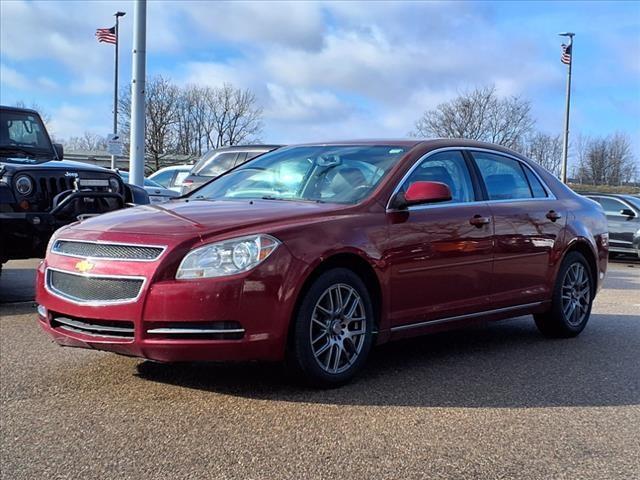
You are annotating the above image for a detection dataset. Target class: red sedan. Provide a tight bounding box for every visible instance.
[36,140,608,386]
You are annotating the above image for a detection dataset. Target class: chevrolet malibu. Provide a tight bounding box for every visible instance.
[36,140,608,386]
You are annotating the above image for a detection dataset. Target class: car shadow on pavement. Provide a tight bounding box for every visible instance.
[136,313,640,408]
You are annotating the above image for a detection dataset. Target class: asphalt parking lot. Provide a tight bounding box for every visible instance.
[1,259,639,479]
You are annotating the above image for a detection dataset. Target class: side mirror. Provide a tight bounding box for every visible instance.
[391,181,452,209]
[620,208,636,218]
[53,143,64,160]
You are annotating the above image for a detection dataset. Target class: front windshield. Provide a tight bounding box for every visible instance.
[189,145,408,205]
[0,109,53,161]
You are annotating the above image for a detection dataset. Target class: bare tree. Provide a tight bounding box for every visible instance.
[412,86,534,148]
[575,132,637,185]
[519,132,563,177]
[118,79,263,170]
[64,132,108,151]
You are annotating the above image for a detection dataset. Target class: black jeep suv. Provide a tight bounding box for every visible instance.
[0,105,148,266]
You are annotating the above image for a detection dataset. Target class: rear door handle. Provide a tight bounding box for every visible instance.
[469,215,491,227]
[546,210,562,222]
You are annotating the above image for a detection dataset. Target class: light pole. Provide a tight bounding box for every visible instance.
[559,32,574,184]
[111,11,126,170]
[129,0,146,187]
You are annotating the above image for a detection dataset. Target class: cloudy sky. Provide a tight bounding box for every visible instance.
[1,0,639,156]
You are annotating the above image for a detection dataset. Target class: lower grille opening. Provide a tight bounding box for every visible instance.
[145,321,244,340]
[51,315,134,339]
[47,268,144,304]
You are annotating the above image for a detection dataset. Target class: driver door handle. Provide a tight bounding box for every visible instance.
[469,215,491,227]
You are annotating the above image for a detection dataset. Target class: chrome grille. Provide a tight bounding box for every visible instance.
[51,315,134,339]
[52,240,164,261]
[46,269,144,304]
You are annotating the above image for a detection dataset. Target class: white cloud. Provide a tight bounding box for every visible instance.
[0,64,31,89]
[265,84,351,123]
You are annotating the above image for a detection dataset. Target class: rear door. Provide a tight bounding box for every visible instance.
[469,150,566,309]
[386,150,494,328]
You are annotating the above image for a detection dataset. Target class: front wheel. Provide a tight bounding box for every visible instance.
[534,251,594,338]
[287,268,375,387]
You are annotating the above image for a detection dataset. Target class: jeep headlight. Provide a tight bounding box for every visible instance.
[176,234,280,279]
[109,177,121,193]
[15,175,34,196]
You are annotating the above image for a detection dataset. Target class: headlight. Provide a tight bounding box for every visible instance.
[15,175,34,196]
[176,234,280,279]
[109,177,121,193]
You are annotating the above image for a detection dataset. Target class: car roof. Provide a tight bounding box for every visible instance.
[291,138,527,157]
[213,144,283,151]
[0,105,41,115]
[154,165,192,171]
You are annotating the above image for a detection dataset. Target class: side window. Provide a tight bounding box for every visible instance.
[173,171,189,187]
[594,197,627,215]
[234,152,248,166]
[246,151,266,161]
[150,170,174,187]
[199,152,239,177]
[522,165,548,198]
[472,152,533,200]
[401,150,475,203]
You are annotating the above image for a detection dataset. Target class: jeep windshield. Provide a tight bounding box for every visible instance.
[0,109,55,163]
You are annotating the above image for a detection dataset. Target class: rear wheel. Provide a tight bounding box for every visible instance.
[534,251,594,338]
[287,268,374,387]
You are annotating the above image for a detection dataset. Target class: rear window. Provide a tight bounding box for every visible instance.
[522,166,548,198]
[197,152,239,177]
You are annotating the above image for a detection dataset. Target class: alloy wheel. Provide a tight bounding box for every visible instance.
[309,283,367,374]
[561,263,591,327]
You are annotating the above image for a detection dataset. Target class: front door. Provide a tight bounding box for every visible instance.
[385,150,494,328]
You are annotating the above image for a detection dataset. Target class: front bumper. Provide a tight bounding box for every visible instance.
[36,241,306,363]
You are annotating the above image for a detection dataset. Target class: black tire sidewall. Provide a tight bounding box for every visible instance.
[289,268,375,387]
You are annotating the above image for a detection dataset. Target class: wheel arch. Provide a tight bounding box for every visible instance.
[286,252,384,349]
[561,238,599,292]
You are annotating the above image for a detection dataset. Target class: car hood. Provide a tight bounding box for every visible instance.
[73,199,344,237]
[0,157,114,173]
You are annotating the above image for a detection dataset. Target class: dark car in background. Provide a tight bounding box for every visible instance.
[0,105,148,267]
[585,193,640,258]
[181,144,281,194]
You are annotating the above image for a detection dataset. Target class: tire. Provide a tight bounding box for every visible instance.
[287,268,375,387]
[534,251,594,338]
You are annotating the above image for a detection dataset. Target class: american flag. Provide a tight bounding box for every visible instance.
[561,43,572,65]
[96,26,117,45]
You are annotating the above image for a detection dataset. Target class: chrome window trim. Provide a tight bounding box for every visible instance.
[45,267,147,306]
[390,301,544,332]
[385,146,556,212]
[51,238,167,262]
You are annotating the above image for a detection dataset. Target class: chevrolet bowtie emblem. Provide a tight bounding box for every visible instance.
[75,259,95,273]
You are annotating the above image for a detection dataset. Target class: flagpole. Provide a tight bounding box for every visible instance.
[560,32,574,184]
[111,12,126,170]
